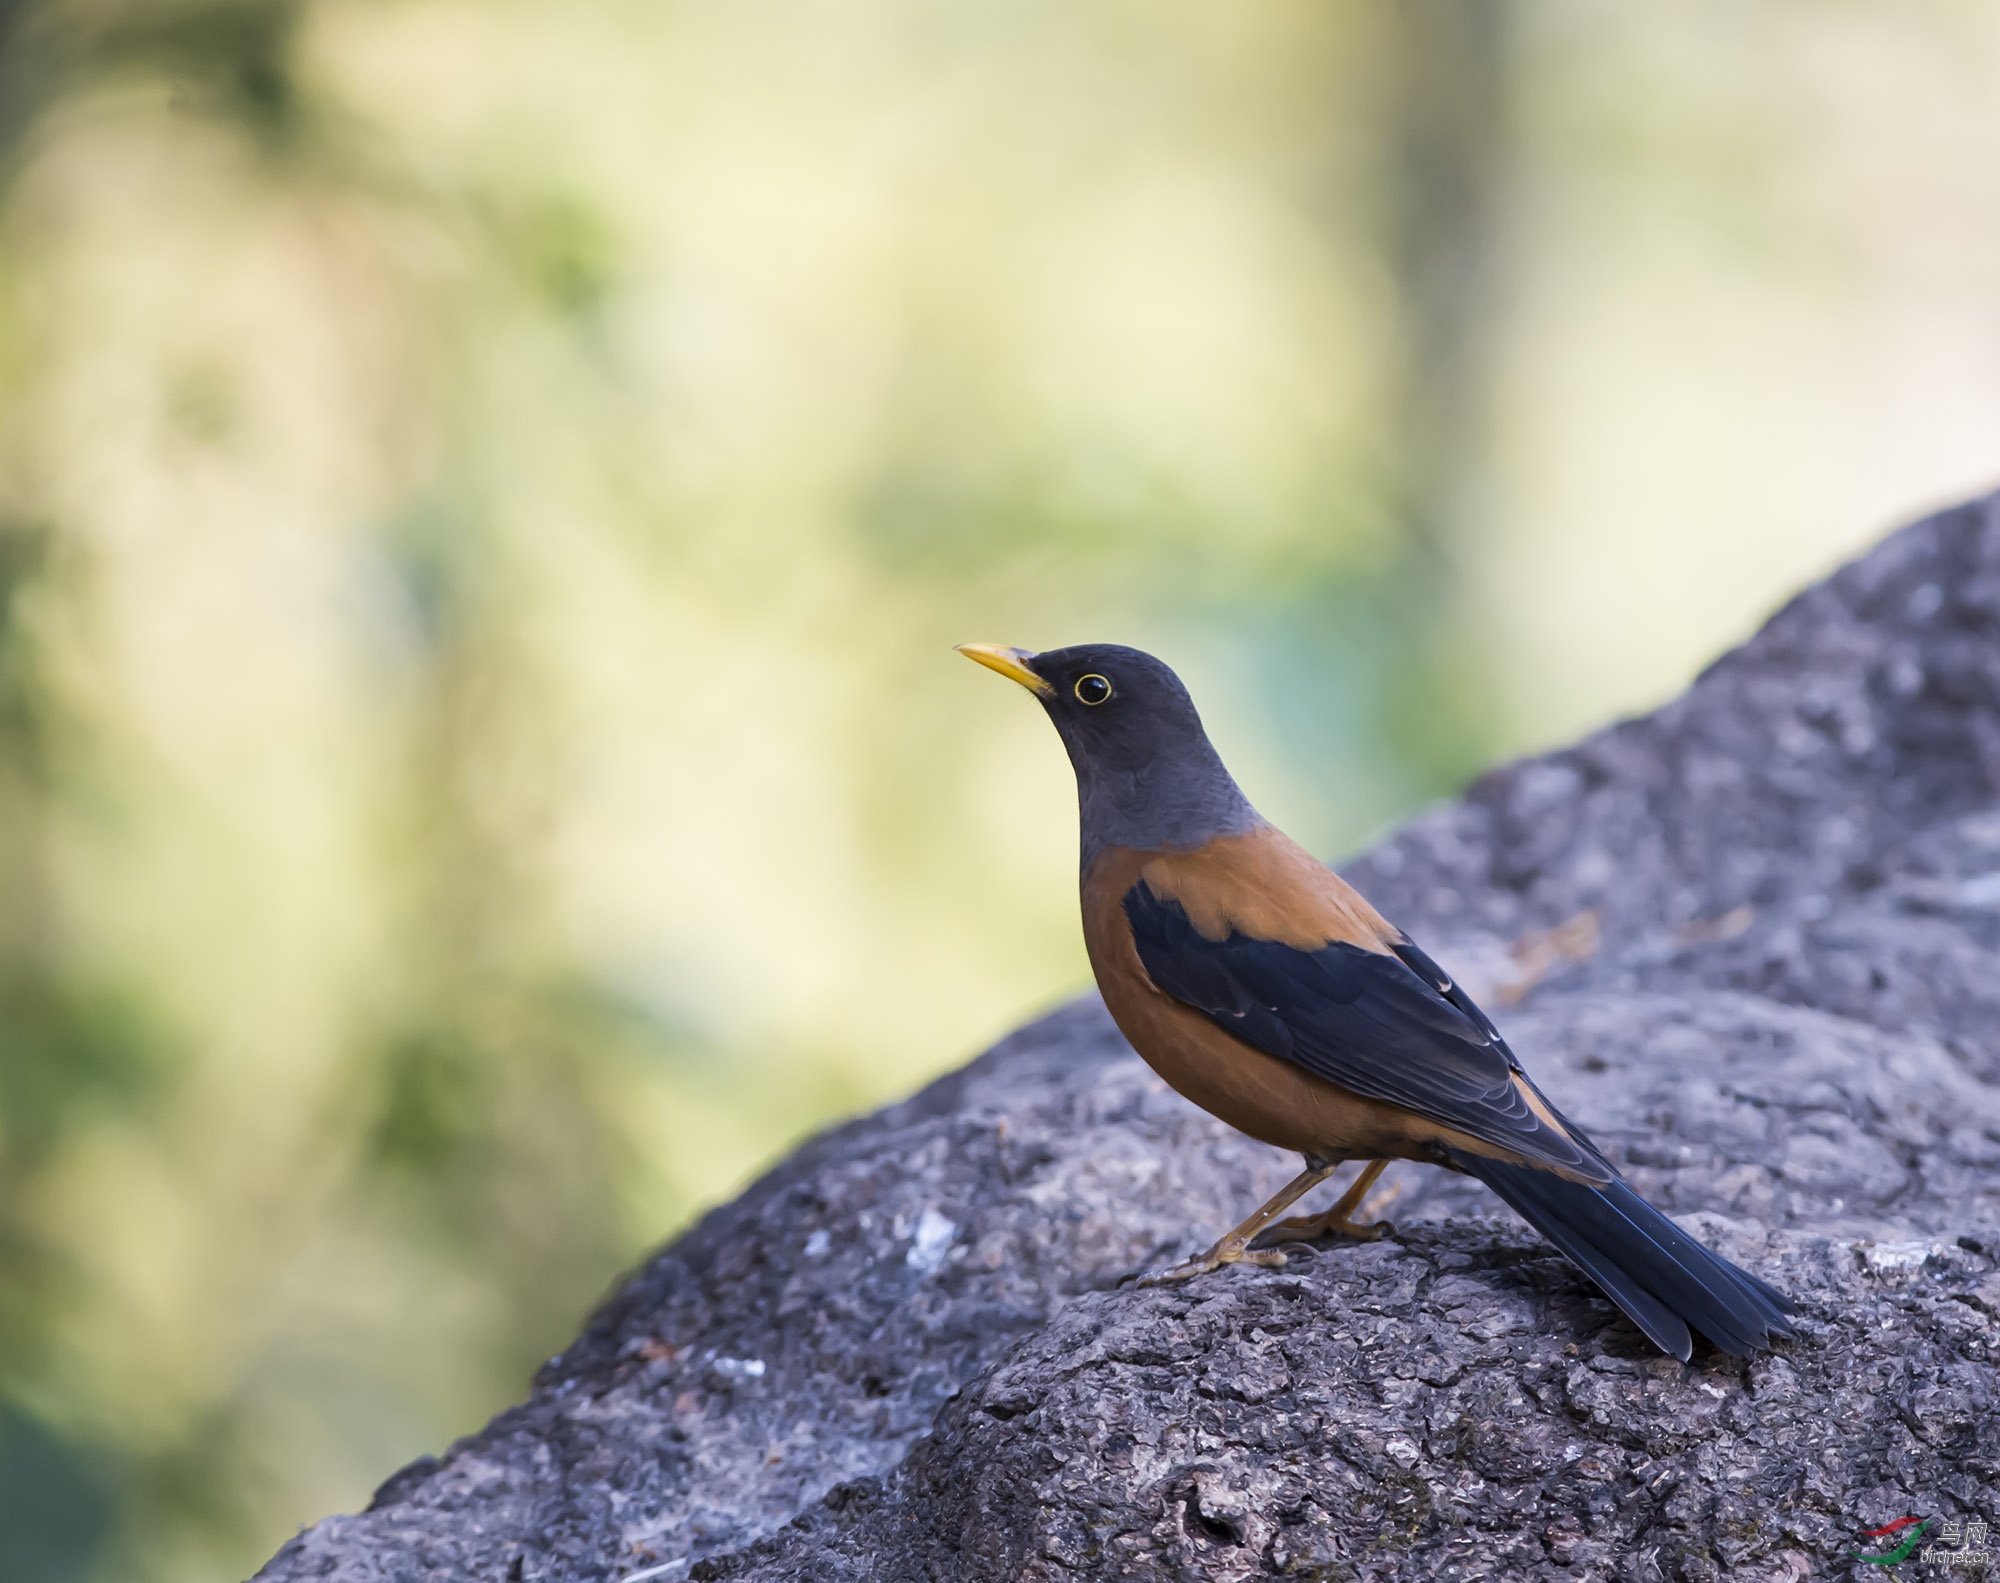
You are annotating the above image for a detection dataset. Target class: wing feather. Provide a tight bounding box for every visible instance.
[1123,879,1610,1181]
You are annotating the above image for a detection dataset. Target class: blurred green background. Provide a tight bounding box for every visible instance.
[2,2,1998,1577]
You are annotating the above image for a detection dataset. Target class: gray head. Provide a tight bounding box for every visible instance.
[957,641,1261,866]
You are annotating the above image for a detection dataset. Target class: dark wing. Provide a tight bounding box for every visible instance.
[1123,880,1611,1181]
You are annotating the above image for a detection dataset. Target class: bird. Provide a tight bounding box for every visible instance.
[956,640,1794,1361]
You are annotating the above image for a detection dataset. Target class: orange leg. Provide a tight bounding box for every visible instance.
[1251,1158,1394,1248]
[1138,1162,1337,1285]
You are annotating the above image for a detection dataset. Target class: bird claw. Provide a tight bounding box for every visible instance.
[1137,1243,1287,1286]
[1249,1214,1395,1250]
[1139,1163,1396,1285]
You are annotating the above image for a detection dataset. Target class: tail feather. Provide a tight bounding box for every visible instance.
[1452,1151,1796,1360]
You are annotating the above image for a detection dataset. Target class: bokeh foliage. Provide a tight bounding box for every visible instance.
[3,2,2000,1578]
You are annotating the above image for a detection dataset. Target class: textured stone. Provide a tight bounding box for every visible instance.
[255,497,2000,1582]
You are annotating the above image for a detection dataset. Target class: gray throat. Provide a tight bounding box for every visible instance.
[1074,754,1262,870]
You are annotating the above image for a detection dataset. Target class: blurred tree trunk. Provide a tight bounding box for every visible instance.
[1372,0,1512,783]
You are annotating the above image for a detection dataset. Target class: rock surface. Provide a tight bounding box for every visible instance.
[257,499,2000,1582]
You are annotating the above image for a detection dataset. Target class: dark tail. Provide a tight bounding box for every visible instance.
[1450,1151,1795,1361]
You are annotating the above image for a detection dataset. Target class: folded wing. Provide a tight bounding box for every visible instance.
[1122,879,1611,1183]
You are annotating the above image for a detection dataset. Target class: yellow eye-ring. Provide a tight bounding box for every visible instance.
[1074,674,1113,705]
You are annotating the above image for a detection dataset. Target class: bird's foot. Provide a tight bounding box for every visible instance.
[1250,1162,1400,1250]
[1137,1241,1288,1286]
[1250,1209,1395,1249]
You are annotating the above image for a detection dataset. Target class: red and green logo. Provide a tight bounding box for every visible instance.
[1854,1516,1935,1566]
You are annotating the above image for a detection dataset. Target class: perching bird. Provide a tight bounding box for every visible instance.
[957,640,1793,1361]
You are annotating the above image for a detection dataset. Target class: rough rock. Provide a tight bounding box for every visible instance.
[256,498,2000,1581]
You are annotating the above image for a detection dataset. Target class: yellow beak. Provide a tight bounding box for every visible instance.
[955,642,1052,696]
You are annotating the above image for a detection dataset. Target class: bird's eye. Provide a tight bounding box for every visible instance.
[1074,674,1113,705]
